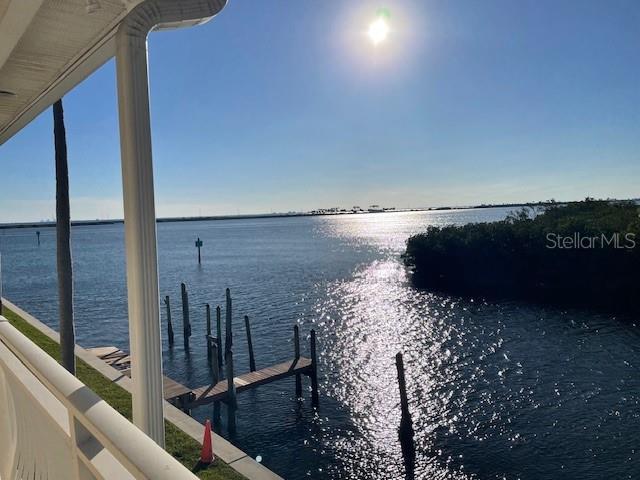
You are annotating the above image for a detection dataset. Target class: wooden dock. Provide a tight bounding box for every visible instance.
[87,346,193,408]
[88,287,319,433]
[189,357,312,407]
[87,345,316,413]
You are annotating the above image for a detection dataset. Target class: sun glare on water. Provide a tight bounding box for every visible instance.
[368,17,390,46]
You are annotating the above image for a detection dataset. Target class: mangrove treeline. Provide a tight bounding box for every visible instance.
[404,200,640,311]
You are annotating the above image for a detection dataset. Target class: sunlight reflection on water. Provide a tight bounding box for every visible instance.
[306,259,475,478]
[302,251,639,479]
[313,209,507,254]
[297,210,639,479]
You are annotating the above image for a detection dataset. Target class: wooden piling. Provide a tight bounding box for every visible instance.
[294,325,302,399]
[36,231,40,246]
[216,306,223,367]
[164,296,174,347]
[210,339,221,424]
[181,283,191,347]
[395,352,415,479]
[195,237,203,265]
[244,315,256,372]
[206,304,212,357]
[395,353,413,429]
[310,329,319,407]
[224,288,232,354]
[225,349,237,432]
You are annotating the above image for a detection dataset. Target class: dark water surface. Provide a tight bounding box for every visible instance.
[1,209,638,479]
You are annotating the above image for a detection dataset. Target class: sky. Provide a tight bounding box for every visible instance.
[0,0,639,222]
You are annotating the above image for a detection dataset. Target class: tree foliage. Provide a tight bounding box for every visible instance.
[404,200,640,311]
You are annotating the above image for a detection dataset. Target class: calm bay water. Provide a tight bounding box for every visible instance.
[1,209,638,479]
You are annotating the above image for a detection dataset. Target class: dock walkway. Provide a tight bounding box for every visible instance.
[87,346,315,411]
[190,357,312,407]
[87,346,193,407]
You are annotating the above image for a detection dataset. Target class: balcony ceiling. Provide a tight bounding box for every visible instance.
[0,0,144,145]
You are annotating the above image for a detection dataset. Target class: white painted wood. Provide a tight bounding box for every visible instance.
[115,18,165,449]
[0,0,45,70]
[114,0,225,447]
[0,316,199,480]
[0,254,3,314]
[0,342,73,480]
[0,0,140,145]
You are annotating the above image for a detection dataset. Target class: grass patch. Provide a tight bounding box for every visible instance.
[2,307,244,480]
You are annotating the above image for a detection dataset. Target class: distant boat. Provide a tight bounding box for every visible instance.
[368,205,384,213]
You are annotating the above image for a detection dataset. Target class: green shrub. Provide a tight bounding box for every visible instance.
[404,200,640,310]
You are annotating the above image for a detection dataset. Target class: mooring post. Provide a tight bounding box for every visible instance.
[244,315,256,372]
[225,288,232,354]
[181,282,191,347]
[216,305,223,367]
[206,303,212,357]
[395,352,415,479]
[195,237,203,265]
[36,231,40,246]
[310,329,319,408]
[210,339,221,424]
[294,325,302,399]
[164,296,174,347]
[225,349,237,433]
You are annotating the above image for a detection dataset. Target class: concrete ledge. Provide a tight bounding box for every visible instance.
[1,297,283,480]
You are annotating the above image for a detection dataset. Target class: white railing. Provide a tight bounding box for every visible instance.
[0,316,199,480]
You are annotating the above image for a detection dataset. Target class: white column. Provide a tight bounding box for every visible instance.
[115,26,165,446]
[0,253,3,313]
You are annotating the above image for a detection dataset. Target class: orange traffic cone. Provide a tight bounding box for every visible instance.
[200,419,214,464]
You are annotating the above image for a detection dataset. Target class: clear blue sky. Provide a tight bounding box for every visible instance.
[1,0,639,222]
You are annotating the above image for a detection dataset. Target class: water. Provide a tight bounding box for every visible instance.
[1,209,638,480]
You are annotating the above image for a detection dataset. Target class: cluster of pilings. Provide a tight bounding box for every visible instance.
[163,284,240,356]
[163,283,319,432]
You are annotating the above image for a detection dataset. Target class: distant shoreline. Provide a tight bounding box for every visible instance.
[1,199,637,230]
[0,209,421,229]
[1,209,416,229]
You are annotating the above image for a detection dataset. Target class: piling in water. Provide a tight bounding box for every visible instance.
[395,352,415,480]
[310,329,319,408]
[244,315,256,372]
[195,237,203,265]
[181,283,191,348]
[216,305,223,367]
[206,304,212,357]
[225,288,232,354]
[164,295,174,347]
[294,325,302,399]
[225,349,237,432]
[210,339,221,424]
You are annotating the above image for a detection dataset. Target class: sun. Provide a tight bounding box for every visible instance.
[368,17,390,46]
